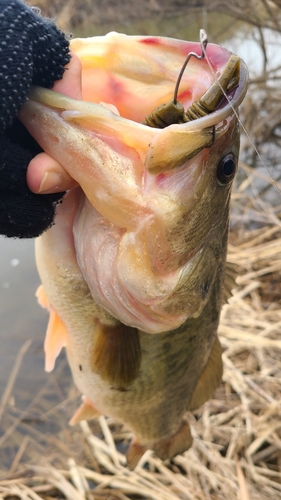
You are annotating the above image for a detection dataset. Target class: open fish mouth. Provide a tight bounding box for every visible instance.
[20,32,248,334]
[25,31,248,130]
[23,31,248,183]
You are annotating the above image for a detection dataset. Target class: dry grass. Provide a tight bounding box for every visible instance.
[0,186,280,499]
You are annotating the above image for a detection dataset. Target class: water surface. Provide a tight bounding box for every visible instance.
[0,237,46,398]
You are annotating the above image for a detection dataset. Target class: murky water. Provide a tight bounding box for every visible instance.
[0,238,79,476]
[0,237,45,397]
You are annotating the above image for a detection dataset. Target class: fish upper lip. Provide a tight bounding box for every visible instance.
[27,58,248,131]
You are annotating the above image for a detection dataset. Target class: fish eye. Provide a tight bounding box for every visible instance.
[217,153,237,186]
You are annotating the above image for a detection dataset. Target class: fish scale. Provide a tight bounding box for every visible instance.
[19,32,248,468]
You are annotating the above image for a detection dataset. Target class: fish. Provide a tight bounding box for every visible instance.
[19,32,248,469]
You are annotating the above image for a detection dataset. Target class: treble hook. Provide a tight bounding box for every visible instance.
[173,29,208,105]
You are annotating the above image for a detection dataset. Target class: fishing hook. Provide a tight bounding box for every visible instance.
[173,29,208,105]
[143,29,239,131]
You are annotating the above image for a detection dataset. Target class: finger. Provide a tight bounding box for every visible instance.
[52,51,82,99]
[27,51,82,194]
[27,152,79,193]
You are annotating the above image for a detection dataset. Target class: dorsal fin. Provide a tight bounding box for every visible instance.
[91,322,141,387]
[188,336,222,411]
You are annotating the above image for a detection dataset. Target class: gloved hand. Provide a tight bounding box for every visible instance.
[0,0,71,238]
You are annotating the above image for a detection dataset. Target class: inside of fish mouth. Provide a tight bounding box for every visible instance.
[143,54,240,129]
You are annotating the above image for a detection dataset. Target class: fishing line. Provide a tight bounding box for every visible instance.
[200,30,281,225]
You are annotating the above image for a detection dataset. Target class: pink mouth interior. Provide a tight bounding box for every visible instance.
[77,39,232,123]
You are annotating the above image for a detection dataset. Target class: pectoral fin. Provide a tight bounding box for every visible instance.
[91,322,141,387]
[36,285,68,372]
[69,396,101,425]
[44,309,68,372]
[188,336,222,411]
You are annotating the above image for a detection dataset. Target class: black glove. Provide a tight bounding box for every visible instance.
[0,0,71,238]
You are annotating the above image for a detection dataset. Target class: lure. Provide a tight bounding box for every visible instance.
[144,30,240,128]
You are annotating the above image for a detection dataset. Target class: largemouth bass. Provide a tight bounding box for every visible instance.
[19,32,248,468]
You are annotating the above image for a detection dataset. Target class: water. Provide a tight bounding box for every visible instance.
[224,26,281,76]
[0,238,79,476]
[0,237,45,398]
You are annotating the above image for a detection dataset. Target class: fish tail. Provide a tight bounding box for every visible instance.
[152,417,192,461]
[126,418,193,469]
[126,438,149,470]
